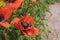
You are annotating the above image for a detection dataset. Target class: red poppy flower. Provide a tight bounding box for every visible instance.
[0,7,11,28]
[11,14,39,36]
[0,0,23,28]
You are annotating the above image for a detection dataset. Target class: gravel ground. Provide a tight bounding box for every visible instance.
[44,3,60,40]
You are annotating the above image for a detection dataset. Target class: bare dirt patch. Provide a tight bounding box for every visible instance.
[44,3,60,40]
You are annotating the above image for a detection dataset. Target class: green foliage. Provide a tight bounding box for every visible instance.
[0,1,6,7]
[0,0,56,40]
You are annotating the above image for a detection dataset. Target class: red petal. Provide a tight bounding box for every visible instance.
[20,14,34,25]
[6,0,24,11]
[22,31,28,36]
[0,22,10,28]
[11,17,20,24]
[0,7,12,21]
[32,0,37,2]
[11,17,24,30]
[22,26,39,36]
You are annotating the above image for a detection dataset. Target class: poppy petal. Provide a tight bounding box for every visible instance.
[31,27,39,35]
[22,31,28,36]
[11,17,20,24]
[6,0,24,11]
[11,17,23,30]
[20,14,34,25]
[0,22,10,28]
[22,26,39,36]
[32,0,37,2]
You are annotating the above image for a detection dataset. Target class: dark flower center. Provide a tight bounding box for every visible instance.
[5,0,15,3]
[0,16,4,22]
[21,22,29,29]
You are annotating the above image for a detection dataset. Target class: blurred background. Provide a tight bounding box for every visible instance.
[0,0,60,40]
